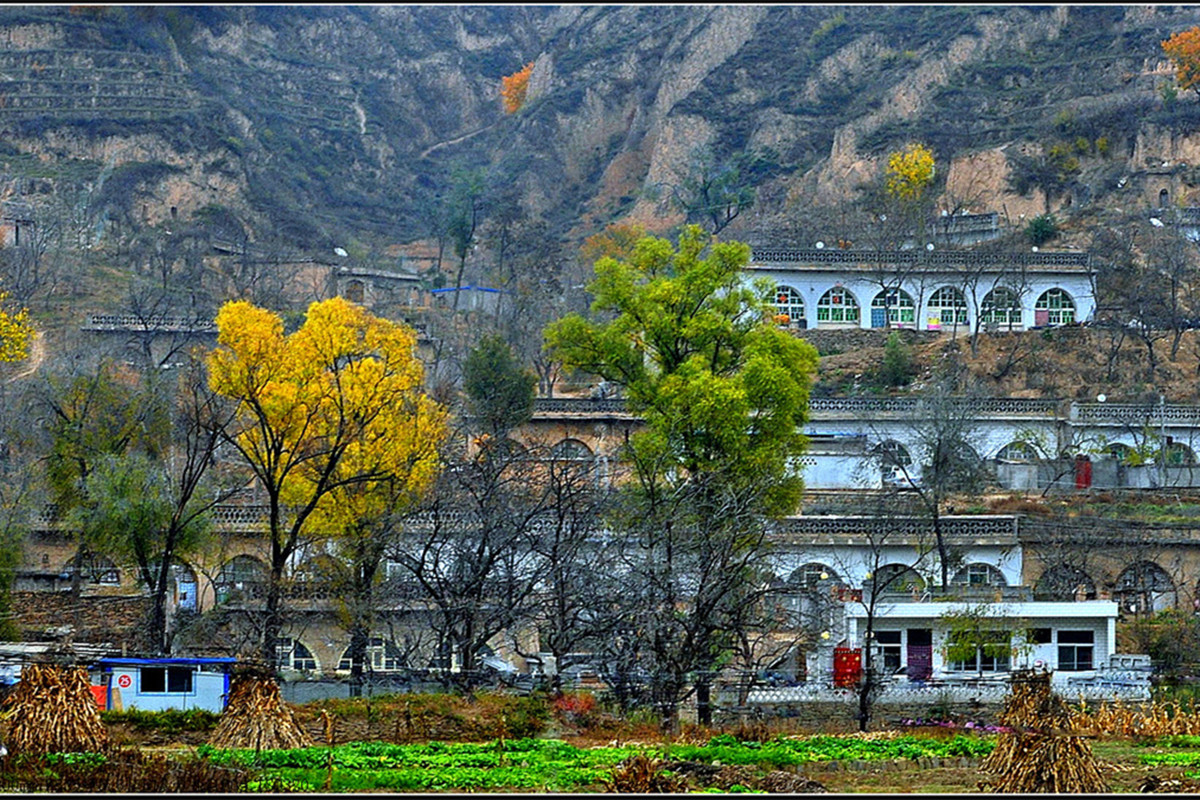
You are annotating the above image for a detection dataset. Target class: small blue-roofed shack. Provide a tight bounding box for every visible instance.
[94,657,236,712]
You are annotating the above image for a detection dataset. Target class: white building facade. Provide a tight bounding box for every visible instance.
[747,247,1095,332]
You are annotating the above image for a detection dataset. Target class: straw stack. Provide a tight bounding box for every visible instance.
[207,665,313,751]
[2,662,109,755]
[980,669,1107,793]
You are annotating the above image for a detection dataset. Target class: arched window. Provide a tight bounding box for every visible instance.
[874,439,913,485]
[788,563,841,589]
[1116,561,1176,615]
[772,285,806,330]
[275,637,318,672]
[927,286,968,327]
[1162,441,1197,466]
[63,554,121,585]
[816,287,860,326]
[873,564,925,593]
[981,287,1023,329]
[775,566,842,633]
[344,279,365,304]
[216,555,267,603]
[996,441,1040,462]
[871,289,915,326]
[147,559,199,612]
[337,637,407,673]
[1107,443,1137,465]
[952,563,1007,587]
[552,439,593,460]
[1160,188,1170,207]
[1035,288,1075,326]
[874,439,912,468]
[1035,564,1096,601]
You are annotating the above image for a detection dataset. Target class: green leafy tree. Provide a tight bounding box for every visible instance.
[40,362,171,599]
[545,225,819,731]
[880,332,915,388]
[75,454,200,650]
[446,167,487,313]
[1025,213,1059,246]
[46,358,238,653]
[463,334,537,439]
[941,604,1021,680]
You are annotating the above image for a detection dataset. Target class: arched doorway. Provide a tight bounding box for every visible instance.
[1115,561,1176,615]
[1034,564,1096,601]
[871,289,915,328]
[1034,288,1075,326]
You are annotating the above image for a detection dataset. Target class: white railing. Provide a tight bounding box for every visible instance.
[1072,402,1200,425]
[83,314,216,333]
[747,678,1148,704]
[808,397,1060,416]
[750,248,1090,269]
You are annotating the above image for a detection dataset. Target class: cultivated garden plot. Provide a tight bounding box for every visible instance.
[10,683,1200,792]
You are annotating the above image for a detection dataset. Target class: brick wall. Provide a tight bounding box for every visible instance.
[11,591,149,651]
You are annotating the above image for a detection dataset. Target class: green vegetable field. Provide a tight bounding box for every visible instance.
[196,734,997,792]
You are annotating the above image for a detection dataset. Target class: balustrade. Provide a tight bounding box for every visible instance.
[531,396,1200,426]
[749,248,1090,269]
[771,515,1020,542]
[83,313,216,332]
[532,398,631,415]
[1072,402,1200,424]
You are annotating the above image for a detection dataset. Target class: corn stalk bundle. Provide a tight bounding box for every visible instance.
[1,662,109,755]
[981,669,1108,793]
[207,667,313,751]
[1076,699,1200,738]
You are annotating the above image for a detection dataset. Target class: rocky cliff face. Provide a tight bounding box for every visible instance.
[0,6,1199,253]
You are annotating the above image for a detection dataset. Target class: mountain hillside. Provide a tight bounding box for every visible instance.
[0,5,1200,379]
[0,6,1197,250]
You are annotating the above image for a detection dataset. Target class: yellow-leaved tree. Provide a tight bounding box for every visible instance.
[1164,27,1200,98]
[0,292,33,364]
[500,61,534,114]
[208,297,446,668]
[885,142,936,202]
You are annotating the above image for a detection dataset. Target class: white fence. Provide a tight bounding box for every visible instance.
[747,677,1150,705]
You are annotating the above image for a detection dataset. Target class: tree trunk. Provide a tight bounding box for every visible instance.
[348,622,369,698]
[148,560,171,655]
[70,545,86,600]
[858,610,876,733]
[933,511,949,590]
[261,564,285,668]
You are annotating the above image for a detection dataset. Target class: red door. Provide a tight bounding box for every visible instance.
[906,628,933,682]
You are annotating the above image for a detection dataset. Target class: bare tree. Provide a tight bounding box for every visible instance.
[113,282,216,370]
[821,506,935,732]
[592,459,781,731]
[868,377,990,589]
[517,439,610,694]
[388,435,548,689]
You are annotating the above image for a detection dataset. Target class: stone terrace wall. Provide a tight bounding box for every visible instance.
[797,327,941,357]
[12,591,148,652]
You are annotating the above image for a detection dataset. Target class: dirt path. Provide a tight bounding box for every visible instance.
[419,122,498,159]
[7,329,44,382]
